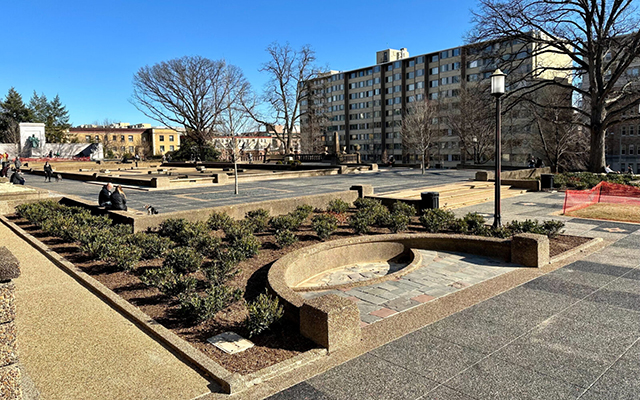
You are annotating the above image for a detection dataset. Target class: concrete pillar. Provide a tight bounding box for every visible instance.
[350,184,374,198]
[0,247,22,400]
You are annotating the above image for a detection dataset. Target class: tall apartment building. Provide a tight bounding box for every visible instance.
[301,38,572,167]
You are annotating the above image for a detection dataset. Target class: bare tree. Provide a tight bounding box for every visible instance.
[131,56,249,149]
[526,86,589,171]
[245,42,319,154]
[471,0,640,172]
[444,84,495,164]
[218,82,258,194]
[402,97,440,174]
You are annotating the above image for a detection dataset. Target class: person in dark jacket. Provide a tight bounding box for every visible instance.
[98,183,113,207]
[10,169,25,185]
[43,162,53,182]
[110,185,127,211]
[14,157,21,170]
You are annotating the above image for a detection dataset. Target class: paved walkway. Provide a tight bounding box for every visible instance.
[2,222,214,400]
[301,251,520,325]
[268,194,640,400]
[24,169,475,213]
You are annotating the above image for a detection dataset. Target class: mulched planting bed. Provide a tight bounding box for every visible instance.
[8,207,590,374]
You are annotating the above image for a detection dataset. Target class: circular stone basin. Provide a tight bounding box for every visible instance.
[295,260,407,289]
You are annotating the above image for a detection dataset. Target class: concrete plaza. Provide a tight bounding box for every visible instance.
[5,168,639,399]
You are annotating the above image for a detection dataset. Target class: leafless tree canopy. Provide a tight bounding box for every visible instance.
[402,97,440,174]
[471,0,640,172]
[525,85,589,170]
[131,56,249,146]
[444,83,496,163]
[245,42,319,153]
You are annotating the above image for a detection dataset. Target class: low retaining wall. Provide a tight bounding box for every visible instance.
[475,167,551,181]
[268,232,548,352]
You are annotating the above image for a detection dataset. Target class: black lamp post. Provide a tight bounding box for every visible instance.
[491,69,506,228]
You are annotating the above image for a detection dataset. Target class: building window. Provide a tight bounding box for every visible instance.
[431,55,439,62]
[160,145,165,152]
[95,135,100,142]
[170,145,175,151]
[416,56,424,64]
[128,135,133,142]
[630,145,635,155]
[85,135,91,142]
[128,146,134,153]
[159,135,165,141]
[622,127,626,135]
[112,135,117,141]
[629,126,635,135]
[468,60,479,68]
[120,135,125,141]
[406,71,415,79]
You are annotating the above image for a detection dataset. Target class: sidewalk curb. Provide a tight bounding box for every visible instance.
[0,216,326,395]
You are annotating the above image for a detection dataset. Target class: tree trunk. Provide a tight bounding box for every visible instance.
[421,153,425,174]
[588,104,606,173]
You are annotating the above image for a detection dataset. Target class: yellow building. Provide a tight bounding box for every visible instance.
[69,127,151,158]
[150,127,184,156]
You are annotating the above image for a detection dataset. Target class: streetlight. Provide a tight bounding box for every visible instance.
[491,69,506,228]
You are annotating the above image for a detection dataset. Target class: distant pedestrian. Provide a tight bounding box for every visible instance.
[627,165,634,175]
[43,161,53,182]
[528,156,536,168]
[98,182,113,207]
[14,157,21,170]
[535,157,543,168]
[10,169,25,185]
[0,164,9,178]
[162,154,166,163]
[48,150,53,158]
[110,185,128,211]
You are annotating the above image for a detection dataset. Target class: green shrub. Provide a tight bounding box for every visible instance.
[353,198,379,210]
[223,220,254,241]
[189,234,222,257]
[229,234,260,259]
[245,292,284,337]
[107,245,142,272]
[158,218,188,241]
[292,204,314,222]
[327,199,350,214]
[275,229,298,248]
[207,211,233,231]
[140,267,197,297]
[349,211,373,235]
[386,212,410,233]
[203,247,243,285]
[463,213,488,235]
[450,218,468,234]
[270,214,301,231]
[245,209,271,233]
[163,247,203,274]
[178,285,243,323]
[312,213,339,240]
[129,232,173,259]
[542,220,565,238]
[392,201,416,218]
[420,209,455,233]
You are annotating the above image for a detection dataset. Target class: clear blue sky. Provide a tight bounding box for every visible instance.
[1,0,479,126]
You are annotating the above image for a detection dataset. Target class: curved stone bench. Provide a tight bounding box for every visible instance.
[267,232,548,352]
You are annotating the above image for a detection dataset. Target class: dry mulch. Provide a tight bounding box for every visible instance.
[566,203,640,224]
[8,214,589,374]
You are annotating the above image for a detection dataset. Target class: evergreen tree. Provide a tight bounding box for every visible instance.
[28,92,71,143]
[0,87,32,143]
[29,91,49,124]
[46,95,71,143]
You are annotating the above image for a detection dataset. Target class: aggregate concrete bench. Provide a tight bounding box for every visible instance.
[268,232,549,352]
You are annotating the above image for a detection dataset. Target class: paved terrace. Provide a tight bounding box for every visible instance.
[23,168,475,213]
[268,194,640,400]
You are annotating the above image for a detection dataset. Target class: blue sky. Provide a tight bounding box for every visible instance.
[1,0,478,126]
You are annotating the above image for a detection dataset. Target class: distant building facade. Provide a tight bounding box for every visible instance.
[301,36,572,167]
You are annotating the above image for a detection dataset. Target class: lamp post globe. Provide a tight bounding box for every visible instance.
[490,69,506,228]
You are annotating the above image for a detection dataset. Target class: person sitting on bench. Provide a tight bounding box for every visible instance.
[98,183,113,207]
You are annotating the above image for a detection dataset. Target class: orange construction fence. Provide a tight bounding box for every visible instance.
[563,181,640,214]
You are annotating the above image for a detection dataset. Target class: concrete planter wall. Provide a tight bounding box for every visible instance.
[268,232,548,352]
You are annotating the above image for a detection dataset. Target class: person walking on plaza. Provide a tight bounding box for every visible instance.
[10,169,25,185]
[43,161,53,182]
[14,157,21,170]
[110,185,128,211]
[98,182,113,207]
